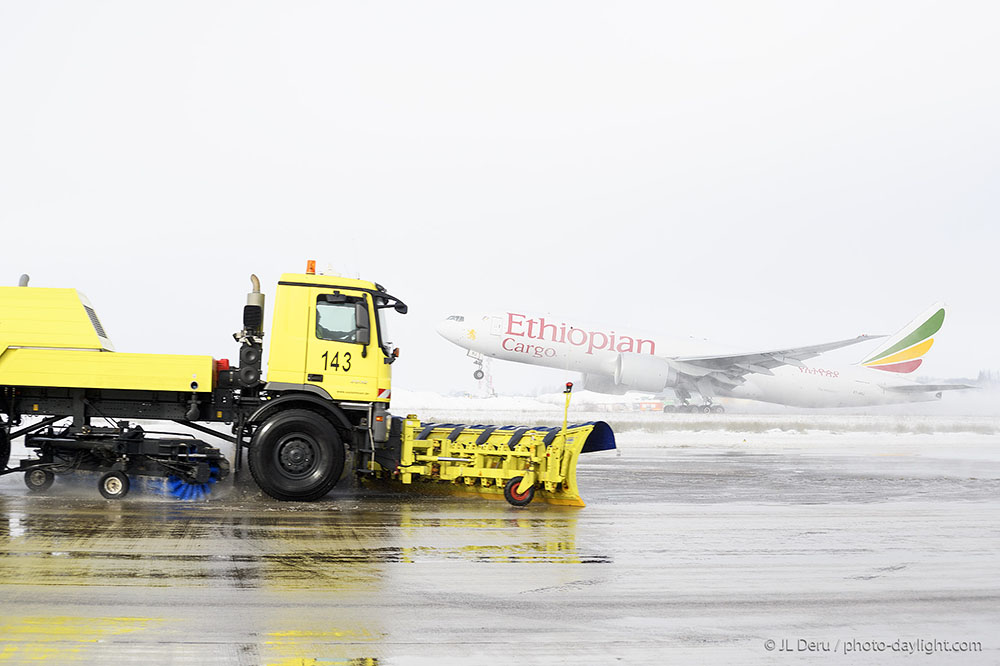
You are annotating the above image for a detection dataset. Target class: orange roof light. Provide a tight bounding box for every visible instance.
[306,260,316,275]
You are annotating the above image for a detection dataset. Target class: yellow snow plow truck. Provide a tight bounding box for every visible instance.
[0,265,615,506]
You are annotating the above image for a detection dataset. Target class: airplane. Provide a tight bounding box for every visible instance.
[436,303,972,412]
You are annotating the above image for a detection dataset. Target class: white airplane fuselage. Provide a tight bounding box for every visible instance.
[438,311,942,408]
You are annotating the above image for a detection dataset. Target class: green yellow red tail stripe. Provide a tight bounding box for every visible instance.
[861,307,945,374]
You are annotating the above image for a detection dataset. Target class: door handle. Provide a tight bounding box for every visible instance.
[307,374,323,381]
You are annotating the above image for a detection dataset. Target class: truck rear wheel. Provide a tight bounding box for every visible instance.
[0,428,9,470]
[248,409,345,501]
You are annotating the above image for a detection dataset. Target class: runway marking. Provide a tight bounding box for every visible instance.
[0,616,162,662]
[263,628,381,666]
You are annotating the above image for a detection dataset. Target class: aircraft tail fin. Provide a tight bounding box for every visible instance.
[858,302,947,374]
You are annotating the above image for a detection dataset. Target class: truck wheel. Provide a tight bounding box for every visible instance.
[503,476,535,507]
[0,428,9,470]
[248,409,345,501]
[473,369,485,380]
[99,471,130,499]
[24,469,54,492]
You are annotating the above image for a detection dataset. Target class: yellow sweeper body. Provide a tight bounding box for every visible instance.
[0,287,213,394]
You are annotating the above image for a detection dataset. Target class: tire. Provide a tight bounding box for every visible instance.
[503,476,535,507]
[662,405,676,413]
[99,471,130,500]
[0,428,9,471]
[473,369,485,380]
[24,469,54,492]
[711,405,725,414]
[248,409,345,501]
[700,405,713,414]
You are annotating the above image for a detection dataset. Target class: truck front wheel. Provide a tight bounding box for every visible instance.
[248,409,346,501]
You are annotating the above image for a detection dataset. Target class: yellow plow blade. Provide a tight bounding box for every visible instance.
[388,417,616,507]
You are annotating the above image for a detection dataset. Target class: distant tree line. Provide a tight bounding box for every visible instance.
[976,370,1000,386]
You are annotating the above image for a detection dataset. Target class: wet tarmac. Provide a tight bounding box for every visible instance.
[1,423,999,664]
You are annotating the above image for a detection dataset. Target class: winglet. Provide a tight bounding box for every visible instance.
[859,303,947,373]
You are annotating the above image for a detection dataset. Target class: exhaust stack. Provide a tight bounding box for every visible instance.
[233,274,266,389]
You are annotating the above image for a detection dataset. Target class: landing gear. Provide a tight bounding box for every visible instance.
[664,399,725,414]
[24,468,54,492]
[99,471,130,500]
[503,476,535,506]
[469,351,486,380]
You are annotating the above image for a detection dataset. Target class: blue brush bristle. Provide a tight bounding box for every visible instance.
[166,466,220,501]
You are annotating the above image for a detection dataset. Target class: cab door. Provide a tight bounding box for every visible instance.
[305,289,380,401]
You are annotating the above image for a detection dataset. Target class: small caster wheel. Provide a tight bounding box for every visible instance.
[473,369,485,380]
[99,471,130,500]
[24,469,54,492]
[503,476,535,507]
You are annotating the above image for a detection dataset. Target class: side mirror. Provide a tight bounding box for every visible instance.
[394,302,408,314]
[355,303,371,345]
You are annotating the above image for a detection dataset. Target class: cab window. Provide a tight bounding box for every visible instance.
[316,300,359,343]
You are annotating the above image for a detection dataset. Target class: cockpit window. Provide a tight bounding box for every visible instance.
[446,315,465,322]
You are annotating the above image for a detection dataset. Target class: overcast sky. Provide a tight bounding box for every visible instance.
[1,1,996,395]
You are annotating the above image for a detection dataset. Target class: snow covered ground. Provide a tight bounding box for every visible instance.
[392,388,1000,464]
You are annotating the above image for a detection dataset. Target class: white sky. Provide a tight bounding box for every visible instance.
[1,1,996,394]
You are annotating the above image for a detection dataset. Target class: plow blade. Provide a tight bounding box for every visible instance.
[389,417,616,507]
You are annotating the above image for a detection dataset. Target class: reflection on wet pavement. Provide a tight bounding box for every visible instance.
[1,443,999,664]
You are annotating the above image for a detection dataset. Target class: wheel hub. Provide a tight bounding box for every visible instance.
[278,437,316,474]
[104,477,123,495]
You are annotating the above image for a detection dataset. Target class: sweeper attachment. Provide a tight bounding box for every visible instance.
[11,422,229,500]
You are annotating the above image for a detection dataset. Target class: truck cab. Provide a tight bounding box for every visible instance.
[265,272,406,404]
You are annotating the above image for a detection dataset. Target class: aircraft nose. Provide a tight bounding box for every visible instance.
[436,315,465,341]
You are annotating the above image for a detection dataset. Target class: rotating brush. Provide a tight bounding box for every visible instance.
[166,466,221,501]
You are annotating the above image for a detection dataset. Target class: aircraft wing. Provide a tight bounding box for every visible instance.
[670,334,884,379]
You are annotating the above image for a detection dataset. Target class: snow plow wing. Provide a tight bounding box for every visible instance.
[385,417,616,507]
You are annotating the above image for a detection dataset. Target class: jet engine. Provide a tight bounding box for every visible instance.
[614,353,679,392]
[580,373,630,395]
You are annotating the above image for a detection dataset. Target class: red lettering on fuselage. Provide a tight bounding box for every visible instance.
[798,366,840,378]
[506,312,526,336]
[503,312,655,356]
[501,337,556,359]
